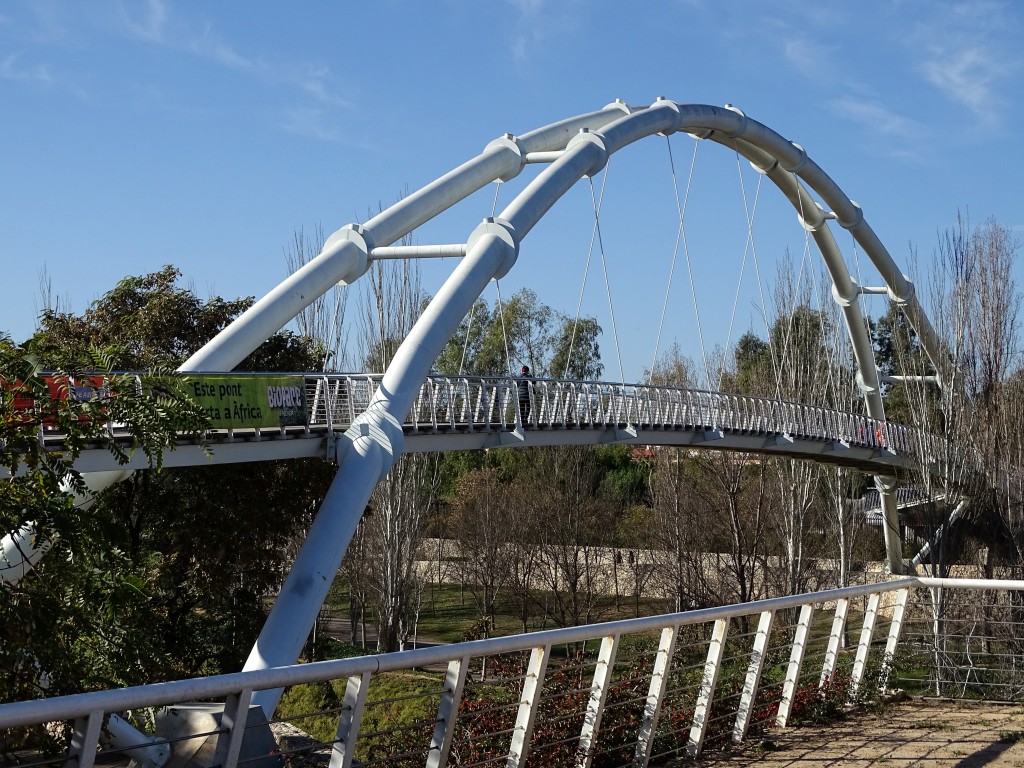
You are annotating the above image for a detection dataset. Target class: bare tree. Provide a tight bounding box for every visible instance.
[367,453,440,652]
[648,447,716,610]
[694,451,770,610]
[451,469,517,636]
[763,256,841,596]
[357,258,423,372]
[528,446,614,628]
[284,223,350,369]
[353,255,436,652]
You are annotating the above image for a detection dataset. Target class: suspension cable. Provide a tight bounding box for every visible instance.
[774,221,815,401]
[494,280,514,376]
[650,135,699,383]
[589,177,627,385]
[675,149,712,387]
[717,151,764,392]
[490,181,502,217]
[760,173,812,400]
[564,160,612,378]
[457,301,476,376]
[460,179,505,378]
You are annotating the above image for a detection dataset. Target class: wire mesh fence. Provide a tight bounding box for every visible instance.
[4,578,1020,768]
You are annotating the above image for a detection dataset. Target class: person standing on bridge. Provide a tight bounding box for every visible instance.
[517,365,533,425]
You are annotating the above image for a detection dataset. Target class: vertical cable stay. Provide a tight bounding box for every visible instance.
[716,152,764,392]
[766,176,811,401]
[490,181,502,218]
[457,301,476,376]
[495,280,514,377]
[674,146,712,388]
[808,258,841,408]
[563,160,612,379]
[813,239,848,412]
[774,216,814,402]
[589,177,627,386]
[461,179,505,378]
[650,136,699,384]
[803,227,842,411]
[749,202,778,390]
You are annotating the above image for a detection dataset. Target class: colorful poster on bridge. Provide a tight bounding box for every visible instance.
[186,375,307,429]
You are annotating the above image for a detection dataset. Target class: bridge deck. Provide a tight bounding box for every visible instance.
[692,698,1024,767]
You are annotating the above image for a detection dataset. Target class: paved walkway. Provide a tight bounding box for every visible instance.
[694,698,1024,767]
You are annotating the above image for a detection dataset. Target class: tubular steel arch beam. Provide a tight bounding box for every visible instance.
[170,100,949,714]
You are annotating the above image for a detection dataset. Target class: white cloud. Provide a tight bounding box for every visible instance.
[504,0,581,68]
[119,0,168,43]
[783,37,834,74]
[281,105,345,143]
[0,53,53,85]
[909,0,1021,125]
[921,46,1000,117]
[112,3,353,138]
[829,97,923,140]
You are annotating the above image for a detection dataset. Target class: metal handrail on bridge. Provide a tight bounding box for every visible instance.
[3,576,1021,768]
[18,373,938,473]
[306,373,936,456]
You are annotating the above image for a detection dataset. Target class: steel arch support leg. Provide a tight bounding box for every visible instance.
[246,433,389,716]
[876,475,906,575]
[245,225,518,719]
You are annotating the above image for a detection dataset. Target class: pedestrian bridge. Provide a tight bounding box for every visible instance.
[52,373,929,477]
[2,98,989,766]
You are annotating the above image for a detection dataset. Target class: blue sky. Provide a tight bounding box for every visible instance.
[2,0,1022,381]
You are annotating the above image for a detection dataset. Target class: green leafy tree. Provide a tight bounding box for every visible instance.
[550,316,603,380]
[1,333,210,710]
[16,267,330,682]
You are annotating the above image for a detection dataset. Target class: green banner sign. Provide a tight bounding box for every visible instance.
[187,375,307,429]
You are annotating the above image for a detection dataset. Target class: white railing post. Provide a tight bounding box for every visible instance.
[507,645,551,768]
[345,376,355,426]
[733,610,775,744]
[426,656,470,768]
[687,618,729,757]
[311,376,324,425]
[67,709,104,768]
[820,597,850,686]
[776,604,815,727]
[578,634,620,768]
[850,593,881,695]
[213,688,253,768]
[329,672,371,768]
[880,587,911,691]
[633,626,678,768]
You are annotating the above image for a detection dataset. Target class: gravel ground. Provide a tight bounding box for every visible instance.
[689,698,1024,768]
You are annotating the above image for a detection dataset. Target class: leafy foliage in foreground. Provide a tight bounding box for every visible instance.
[1,333,211,749]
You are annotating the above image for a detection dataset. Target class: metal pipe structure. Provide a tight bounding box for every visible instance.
[4,576,1023,767]
[6,102,959,722]
[229,101,950,714]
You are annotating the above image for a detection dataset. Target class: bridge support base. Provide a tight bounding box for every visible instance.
[144,703,280,768]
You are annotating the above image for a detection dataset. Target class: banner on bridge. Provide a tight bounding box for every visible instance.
[186,375,307,429]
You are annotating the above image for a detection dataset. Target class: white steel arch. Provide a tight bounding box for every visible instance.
[173,100,946,714]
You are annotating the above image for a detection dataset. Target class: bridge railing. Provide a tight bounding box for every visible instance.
[2,577,1021,768]
[305,374,938,459]
[20,372,937,465]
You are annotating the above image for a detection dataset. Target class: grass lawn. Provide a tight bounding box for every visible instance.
[328,579,677,645]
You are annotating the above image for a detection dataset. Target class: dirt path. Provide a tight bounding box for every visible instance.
[692,698,1024,767]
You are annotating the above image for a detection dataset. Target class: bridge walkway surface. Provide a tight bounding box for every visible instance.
[691,698,1024,767]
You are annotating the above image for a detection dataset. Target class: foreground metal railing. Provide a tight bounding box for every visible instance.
[4,577,1021,768]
